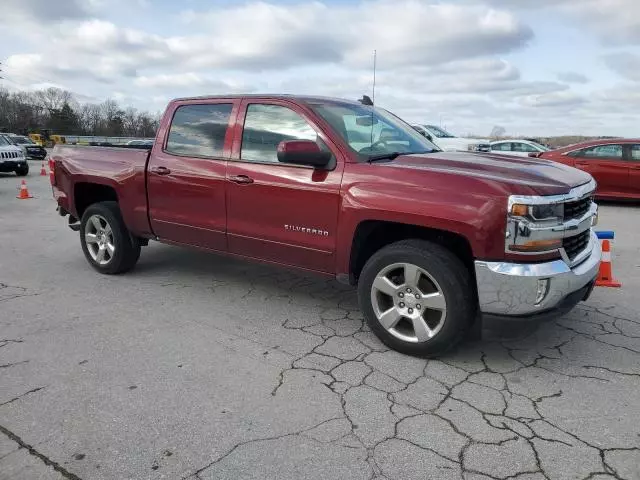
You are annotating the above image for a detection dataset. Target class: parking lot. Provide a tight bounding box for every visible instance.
[1,167,639,480]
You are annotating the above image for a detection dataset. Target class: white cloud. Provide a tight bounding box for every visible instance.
[602,52,640,82]
[556,72,589,84]
[133,73,253,93]
[6,0,533,78]
[486,0,640,45]
[519,91,587,108]
[1,0,638,137]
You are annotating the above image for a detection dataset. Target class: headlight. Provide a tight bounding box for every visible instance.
[510,203,564,223]
[506,197,564,254]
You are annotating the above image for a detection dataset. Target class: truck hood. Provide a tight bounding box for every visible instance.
[383,151,592,195]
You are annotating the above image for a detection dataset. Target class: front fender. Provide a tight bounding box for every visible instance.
[335,181,507,276]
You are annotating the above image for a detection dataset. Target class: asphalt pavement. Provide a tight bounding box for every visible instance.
[1,168,639,480]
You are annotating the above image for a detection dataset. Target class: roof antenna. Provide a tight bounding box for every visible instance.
[372,49,376,106]
[358,50,376,106]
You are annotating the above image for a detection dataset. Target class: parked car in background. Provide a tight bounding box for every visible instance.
[1,134,48,160]
[126,139,154,147]
[490,139,550,157]
[50,94,600,356]
[0,135,29,176]
[538,138,639,200]
[412,124,491,152]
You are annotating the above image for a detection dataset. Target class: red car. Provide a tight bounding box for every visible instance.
[538,139,640,200]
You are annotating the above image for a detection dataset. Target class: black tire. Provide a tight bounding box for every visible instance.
[80,201,141,274]
[15,164,29,176]
[358,239,475,357]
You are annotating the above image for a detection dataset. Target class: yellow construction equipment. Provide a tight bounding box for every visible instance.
[29,133,45,146]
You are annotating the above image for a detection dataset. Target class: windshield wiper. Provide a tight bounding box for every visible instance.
[368,152,403,162]
[368,150,435,163]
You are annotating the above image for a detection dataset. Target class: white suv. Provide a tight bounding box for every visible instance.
[0,135,29,176]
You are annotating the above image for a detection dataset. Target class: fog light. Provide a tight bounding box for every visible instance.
[535,279,550,306]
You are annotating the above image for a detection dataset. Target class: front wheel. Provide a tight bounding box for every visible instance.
[15,164,29,176]
[358,239,475,357]
[80,201,141,274]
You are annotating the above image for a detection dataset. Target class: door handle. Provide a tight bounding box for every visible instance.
[150,166,171,175]
[229,174,254,185]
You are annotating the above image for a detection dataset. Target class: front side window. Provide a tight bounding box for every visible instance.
[572,144,623,159]
[241,104,318,163]
[312,103,438,158]
[630,145,640,161]
[166,103,233,158]
[12,136,32,145]
[491,142,511,152]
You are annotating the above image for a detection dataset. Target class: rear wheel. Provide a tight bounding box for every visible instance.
[358,239,475,357]
[80,201,141,274]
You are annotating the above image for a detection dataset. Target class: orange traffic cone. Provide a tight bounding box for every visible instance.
[595,240,621,288]
[40,162,47,176]
[16,180,33,199]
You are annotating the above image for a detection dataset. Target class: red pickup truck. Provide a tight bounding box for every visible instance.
[51,95,601,356]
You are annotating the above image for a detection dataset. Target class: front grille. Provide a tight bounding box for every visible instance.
[564,196,592,221]
[563,230,590,261]
[1,152,19,159]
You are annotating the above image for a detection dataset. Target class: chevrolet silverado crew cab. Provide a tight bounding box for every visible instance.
[51,95,600,356]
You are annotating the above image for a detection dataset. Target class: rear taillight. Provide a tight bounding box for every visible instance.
[48,157,56,185]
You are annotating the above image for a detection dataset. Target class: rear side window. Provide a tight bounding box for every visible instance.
[630,145,640,161]
[513,142,537,153]
[166,104,233,158]
[240,104,318,163]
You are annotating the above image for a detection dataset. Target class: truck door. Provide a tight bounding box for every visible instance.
[225,99,344,273]
[147,100,239,250]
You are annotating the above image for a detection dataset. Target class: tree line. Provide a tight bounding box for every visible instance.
[0,87,160,138]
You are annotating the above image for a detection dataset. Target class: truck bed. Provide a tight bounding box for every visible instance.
[52,144,153,236]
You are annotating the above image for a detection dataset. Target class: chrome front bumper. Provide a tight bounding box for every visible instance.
[475,231,601,317]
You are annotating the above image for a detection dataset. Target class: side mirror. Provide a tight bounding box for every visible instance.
[277,140,332,168]
[528,152,542,158]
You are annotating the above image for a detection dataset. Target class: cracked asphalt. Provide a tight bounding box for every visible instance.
[1,171,639,480]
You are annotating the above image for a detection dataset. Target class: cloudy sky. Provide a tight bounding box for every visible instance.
[1,0,639,137]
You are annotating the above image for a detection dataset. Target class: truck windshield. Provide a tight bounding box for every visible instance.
[425,125,456,138]
[311,102,439,160]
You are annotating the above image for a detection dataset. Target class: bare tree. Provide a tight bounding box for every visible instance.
[34,87,73,113]
[0,86,159,138]
[490,125,506,138]
[123,107,140,136]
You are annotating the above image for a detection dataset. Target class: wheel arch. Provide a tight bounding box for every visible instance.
[73,182,119,219]
[348,220,475,285]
